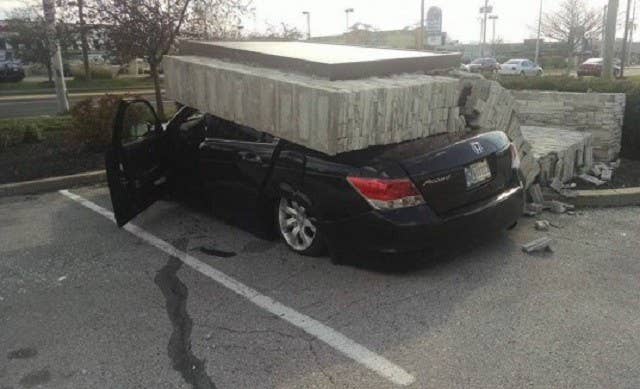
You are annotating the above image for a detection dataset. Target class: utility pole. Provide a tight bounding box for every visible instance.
[480,0,491,57]
[42,0,69,114]
[621,0,633,76]
[602,5,608,55]
[535,0,543,64]
[418,0,425,50]
[603,0,619,80]
[345,8,354,32]
[489,15,498,57]
[630,0,637,64]
[302,11,311,40]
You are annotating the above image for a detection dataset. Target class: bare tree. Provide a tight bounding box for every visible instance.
[96,0,192,119]
[540,0,602,69]
[60,0,98,80]
[185,0,251,39]
[246,22,303,41]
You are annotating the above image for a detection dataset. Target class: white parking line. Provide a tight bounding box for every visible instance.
[59,189,415,386]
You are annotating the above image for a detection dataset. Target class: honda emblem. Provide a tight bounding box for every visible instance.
[470,142,484,154]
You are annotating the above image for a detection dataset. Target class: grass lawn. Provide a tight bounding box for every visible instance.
[0,77,157,95]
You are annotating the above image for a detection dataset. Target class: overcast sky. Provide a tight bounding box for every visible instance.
[0,0,627,43]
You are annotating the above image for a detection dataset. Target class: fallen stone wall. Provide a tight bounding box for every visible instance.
[164,55,464,155]
[455,76,537,188]
[512,90,625,162]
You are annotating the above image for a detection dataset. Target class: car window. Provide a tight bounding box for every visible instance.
[205,114,275,143]
[505,60,520,64]
[471,59,482,64]
[121,102,158,145]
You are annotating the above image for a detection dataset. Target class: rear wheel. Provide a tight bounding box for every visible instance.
[277,197,325,256]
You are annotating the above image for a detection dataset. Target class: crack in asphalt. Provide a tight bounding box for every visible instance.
[155,241,216,389]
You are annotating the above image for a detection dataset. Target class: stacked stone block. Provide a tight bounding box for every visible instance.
[455,77,537,188]
[512,90,625,162]
[164,55,462,155]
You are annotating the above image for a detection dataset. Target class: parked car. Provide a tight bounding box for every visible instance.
[463,58,500,73]
[106,99,524,261]
[498,59,543,77]
[577,58,621,78]
[0,60,25,82]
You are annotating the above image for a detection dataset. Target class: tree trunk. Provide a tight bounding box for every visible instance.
[78,0,91,80]
[46,61,53,83]
[150,61,165,119]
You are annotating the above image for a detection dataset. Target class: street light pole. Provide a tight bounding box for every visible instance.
[345,8,354,32]
[302,11,311,40]
[480,0,490,57]
[42,0,69,114]
[535,0,543,64]
[419,0,425,50]
[489,15,498,57]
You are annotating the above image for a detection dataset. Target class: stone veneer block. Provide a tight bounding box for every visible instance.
[164,55,461,155]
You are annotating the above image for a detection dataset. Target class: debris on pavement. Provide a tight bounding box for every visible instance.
[579,173,606,186]
[522,237,554,253]
[57,276,67,282]
[600,167,613,181]
[524,202,544,216]
[535,220,551,231]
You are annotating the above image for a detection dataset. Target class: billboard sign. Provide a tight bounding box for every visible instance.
[426,7,442,34]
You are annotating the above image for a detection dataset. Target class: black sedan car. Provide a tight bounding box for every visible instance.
[106,99,524,261]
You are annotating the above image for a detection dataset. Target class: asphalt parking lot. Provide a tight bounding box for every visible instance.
[1,185,639,388]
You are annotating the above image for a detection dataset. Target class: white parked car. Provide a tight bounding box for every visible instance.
[498,59,543,77]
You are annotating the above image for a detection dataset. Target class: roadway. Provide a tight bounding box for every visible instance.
[0,91,164,118]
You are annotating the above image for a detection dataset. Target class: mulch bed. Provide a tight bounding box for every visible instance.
[573,158,640,190]
[0,131,105,184]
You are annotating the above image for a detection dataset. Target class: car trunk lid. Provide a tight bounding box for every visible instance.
[399,131,512,216]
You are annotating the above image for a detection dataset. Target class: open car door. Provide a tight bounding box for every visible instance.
[106,99,169,227]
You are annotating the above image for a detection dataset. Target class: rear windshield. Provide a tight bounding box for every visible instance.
[505,60,522,64]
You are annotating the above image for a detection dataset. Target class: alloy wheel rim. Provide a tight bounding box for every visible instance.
[278,198,316,251]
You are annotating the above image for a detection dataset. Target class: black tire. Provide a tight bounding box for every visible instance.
[276,195,326,257]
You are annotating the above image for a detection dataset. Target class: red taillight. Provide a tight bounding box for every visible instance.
[347,177,425,210]
[510,143,521,170]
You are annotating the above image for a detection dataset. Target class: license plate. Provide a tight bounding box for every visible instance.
[465,159,492,187]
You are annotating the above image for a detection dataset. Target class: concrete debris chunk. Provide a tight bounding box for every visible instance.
[544,200,575,214]
[600,167,613,181]
[535,220,551,231]
[522,237,554,253]
[549,177,564,193]
[562,182,577,189]
[524,202,544,216]
[528,183,545,204]
[578,174,606,186]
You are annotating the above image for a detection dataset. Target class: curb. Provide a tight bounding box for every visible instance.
[0,170,106,197]
[564,187,640,208]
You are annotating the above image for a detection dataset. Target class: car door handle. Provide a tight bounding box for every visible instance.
[238,151,262,163]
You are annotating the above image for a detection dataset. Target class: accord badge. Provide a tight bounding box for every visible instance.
[423,174,451,187]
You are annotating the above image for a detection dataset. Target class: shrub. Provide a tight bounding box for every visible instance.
[70,94,124,150]
[499,76,640,160]
[21,124,43,144]
[0,116,72,150]
[72,64,115,81]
